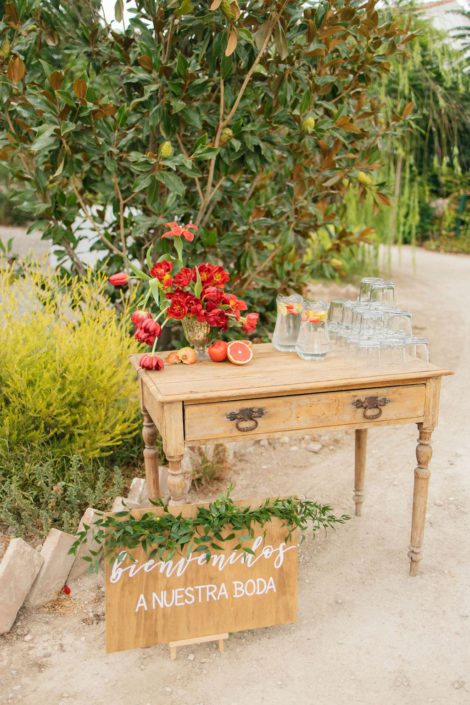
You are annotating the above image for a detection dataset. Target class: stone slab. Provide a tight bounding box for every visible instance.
[0,538,43,634]
[68,507,104,581]
[127,477,148,504]
[111,496,141,513]
[27,529,76,608]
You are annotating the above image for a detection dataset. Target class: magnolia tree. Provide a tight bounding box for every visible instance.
[0,0,412,314]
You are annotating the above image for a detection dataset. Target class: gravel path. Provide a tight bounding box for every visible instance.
[1,245,469,705]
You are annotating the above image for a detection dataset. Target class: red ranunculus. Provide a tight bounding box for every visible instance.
[242,312,259,334]
[139,354,165,371]
[173,267,193,287]
[167,296,188,320]
[162,221,198,242]
[150,259,173,281]
[131,310,152,326]
[197,263,215,286]
[206,308,229,329]
[161,273,173,289]
[109,272,129,287]
[211,266,230,288]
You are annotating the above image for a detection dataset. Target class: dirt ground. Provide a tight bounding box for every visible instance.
[1,245,469,705]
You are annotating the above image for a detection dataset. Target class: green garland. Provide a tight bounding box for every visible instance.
[70,491,350,571]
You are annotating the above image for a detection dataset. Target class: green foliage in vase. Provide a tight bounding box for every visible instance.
[70,489,350,570]
[0,0,413,311]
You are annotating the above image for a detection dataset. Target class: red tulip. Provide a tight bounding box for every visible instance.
[131,310,152,326]
[63,585,71,595]
[109,272,129,287]
[139,354,165,371]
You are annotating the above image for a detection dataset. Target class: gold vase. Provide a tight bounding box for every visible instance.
[181,318,211,360]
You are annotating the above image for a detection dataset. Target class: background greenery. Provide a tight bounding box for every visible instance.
[1,0,414,308]
[0,0,468,538]
[0,262,142,536]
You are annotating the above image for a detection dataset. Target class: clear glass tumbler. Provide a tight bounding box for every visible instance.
[386,311,413,338]
[359,277,383,302]
[370,281,395,305]
[296,301,330,360]
[381,337,406,366]
[272,294,303,352]
[328,299,345,342]
[405,336,430,364]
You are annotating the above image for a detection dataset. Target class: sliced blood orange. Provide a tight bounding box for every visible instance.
[227,341,253,365]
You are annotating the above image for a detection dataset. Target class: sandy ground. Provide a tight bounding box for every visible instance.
[1,245,470,705]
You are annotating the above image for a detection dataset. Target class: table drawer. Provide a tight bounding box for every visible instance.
[184,384,426,441]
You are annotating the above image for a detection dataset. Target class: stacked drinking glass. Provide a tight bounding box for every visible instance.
[272,278,430,366]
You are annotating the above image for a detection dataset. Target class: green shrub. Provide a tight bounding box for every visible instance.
[0,449,128,538]
[0,261,140,460]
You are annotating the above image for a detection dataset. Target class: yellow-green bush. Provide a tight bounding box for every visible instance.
[0,262,140,459]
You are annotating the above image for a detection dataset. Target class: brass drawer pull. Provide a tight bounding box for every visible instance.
[352,395,391,420]
[226,407,266,432]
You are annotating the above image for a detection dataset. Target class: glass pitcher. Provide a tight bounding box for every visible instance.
[272,294,303,352]
[295,300,330,360]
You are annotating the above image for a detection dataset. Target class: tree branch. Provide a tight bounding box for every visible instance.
[113,176,128,259]
[196,2,289,226]
[196,78,225,226]
[176,134,204,201]
[71,180,125,259]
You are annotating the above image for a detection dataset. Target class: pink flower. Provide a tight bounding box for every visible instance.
[162,222,198,242]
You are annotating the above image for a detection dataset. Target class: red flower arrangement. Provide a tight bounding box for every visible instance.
[109,221,258,370]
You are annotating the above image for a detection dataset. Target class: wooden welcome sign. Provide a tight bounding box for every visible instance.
[105,503,298,653]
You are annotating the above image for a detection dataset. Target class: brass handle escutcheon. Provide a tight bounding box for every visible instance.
[226,407,266,432]
[352,395,391,420]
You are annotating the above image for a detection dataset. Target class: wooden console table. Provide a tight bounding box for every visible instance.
[131,344,451,576]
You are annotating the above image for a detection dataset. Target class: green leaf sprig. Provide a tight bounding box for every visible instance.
[70,490,349,571]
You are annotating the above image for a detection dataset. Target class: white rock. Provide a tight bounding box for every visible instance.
[127,477,148,504]
[68,507,104,580]
[111,496,140,513]
[0,538,43,634]
[27,529,76,608]
[306,442,322,453]
[159,465,169,497]
[290,446,299,451]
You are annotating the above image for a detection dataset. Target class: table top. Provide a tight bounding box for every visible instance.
[131,344,452,404]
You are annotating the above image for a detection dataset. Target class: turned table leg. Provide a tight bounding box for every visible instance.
[167,455,187,506]
[354,429,367,517]
[408,423,433,576]
[142,410,160,501]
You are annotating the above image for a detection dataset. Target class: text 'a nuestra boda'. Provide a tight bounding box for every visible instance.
[135,577,278,613]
